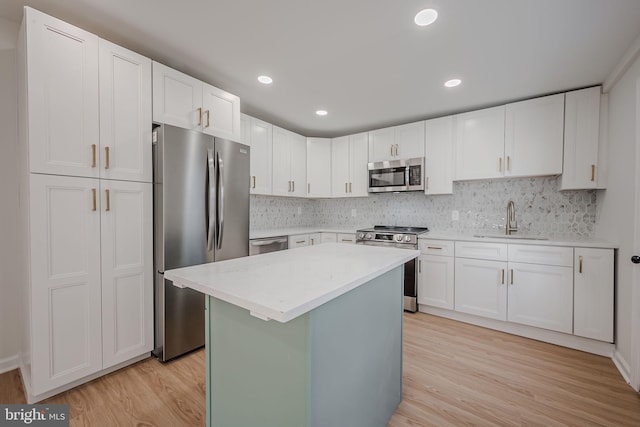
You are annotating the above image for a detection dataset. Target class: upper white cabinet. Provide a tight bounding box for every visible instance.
[454,106,506,180]
[574,248,613,342]
[242,114,273,195]
[368,121,425,163]
[332,132,369,197]
[560,86,606,190]
[25,7,100,178]
[307,138,332,197]
[504,93,564,177]
[152,61,240,141]
[99,40,152,182]
[425,116,454,195]
[272,126,306,197]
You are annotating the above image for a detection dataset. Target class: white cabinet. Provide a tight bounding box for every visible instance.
[454,106,506,180]
[25,7,100,178]
[321,232,337,243]
[307,138,332,197]
[424,116,454,195]
[560,86,606,190]
[337,233,356,244]
[455,257,508,321]
[418,240,455,310]
[574,248,614,342]
[288,234,310,248]
[99,40,152,182]
[152,62,240,141]
[100,180,153,368]
[242,114,273,195]
[368,122,424,162]
[504,93,564,177]
[331,132,368,197]
[309,233,322,245]
[273,126,307,197]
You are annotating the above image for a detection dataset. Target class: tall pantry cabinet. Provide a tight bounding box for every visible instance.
[18,7,153,402]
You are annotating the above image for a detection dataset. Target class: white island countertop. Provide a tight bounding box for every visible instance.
[164,243,418,323]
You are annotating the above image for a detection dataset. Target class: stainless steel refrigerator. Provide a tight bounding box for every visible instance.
[153,124,250,361]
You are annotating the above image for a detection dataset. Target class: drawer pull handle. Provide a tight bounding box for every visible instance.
[105,189,110,211]
[510,269,514,285]
[91,188,97,211]
[579,256,583,273]
[419,260,422,273]
[498,157,503,172]
[591,165,595,182]
[105,146,110,169]
[501,269,505,284]
[91,144,96,168]
[296,240,305,244]
[427,246,443,250]
[197,107,203,126]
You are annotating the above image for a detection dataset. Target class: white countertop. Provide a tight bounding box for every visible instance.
[419,231,618,249]
[250,227,365,240]
[164,243,418,323]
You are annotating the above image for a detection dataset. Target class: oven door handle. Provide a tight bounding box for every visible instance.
[356,241,418,250]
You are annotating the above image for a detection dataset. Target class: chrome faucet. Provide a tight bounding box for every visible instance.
[506,200,518,235]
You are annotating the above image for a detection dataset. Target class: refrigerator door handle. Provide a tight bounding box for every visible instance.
[207,149,215,251]
[216,151,225,249]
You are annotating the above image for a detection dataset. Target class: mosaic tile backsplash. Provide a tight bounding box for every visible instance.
[250,176,597,239]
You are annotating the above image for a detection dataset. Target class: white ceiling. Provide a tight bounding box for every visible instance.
[2,0,640,137]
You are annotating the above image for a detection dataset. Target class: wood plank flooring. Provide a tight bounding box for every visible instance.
[1,313,639,426]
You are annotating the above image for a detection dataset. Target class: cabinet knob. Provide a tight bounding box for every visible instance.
[632,255,640,264]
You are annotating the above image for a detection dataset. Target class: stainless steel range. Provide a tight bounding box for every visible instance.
[356,225,429,312]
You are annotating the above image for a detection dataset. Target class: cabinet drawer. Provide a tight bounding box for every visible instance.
[455,241,507,261]
[288,234,309,248]
[320,232,337,243]
[419,240,454,256]
[337,233,356,244]
[508,244,573,267]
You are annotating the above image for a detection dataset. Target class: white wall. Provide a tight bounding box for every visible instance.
[0,16,20,367]
[596,53,640,377]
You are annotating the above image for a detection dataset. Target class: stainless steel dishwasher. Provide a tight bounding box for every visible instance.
[249,236,288,255]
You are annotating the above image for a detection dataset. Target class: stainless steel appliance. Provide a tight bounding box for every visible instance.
[249,236,288,256]
[356,225,429,312]
[153,124,250,361]
[368,157,425,193]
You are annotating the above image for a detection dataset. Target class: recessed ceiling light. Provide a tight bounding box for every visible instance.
[316,110,328,116]
[414,9,438,27]
[257,75,273,85]
[444,79,462,88]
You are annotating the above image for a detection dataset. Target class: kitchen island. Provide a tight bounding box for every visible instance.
[164,243,418,427]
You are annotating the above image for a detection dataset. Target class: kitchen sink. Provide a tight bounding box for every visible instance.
[473,234,548,241]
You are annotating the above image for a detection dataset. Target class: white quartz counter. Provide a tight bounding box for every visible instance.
[164,243,418,323]
[250,227,365,240]
[419,231,618,249]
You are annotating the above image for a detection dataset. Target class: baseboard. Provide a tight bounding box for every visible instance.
[0,354,19,374]
[23,353,150,404]
[419,305,615,357]
[612,350,632,385]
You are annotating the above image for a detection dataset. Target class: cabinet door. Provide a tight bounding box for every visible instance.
[505,94,564,177]
[331,136,350,197]
[454,106,505,180]
[309,233,322,245]
[101,181,153,368]
[249,117,273,195]
[574,248,613,342]
[507,262,573,333]
[560,87,601,190]
[290,132,307,197]
[288,234,309,248]
[272,126,292,196]
[26,7,99,178]
[454,258,507,321]
[348,132,370,197]
[29,174,102,395]
[307,138,332,197]
[395,121,425,159]
[425,116,454,195]
[201,82,241,141]
[152,61,202,131]
[418,254,454,310]
[368,127,395,162]
[99,39,152,182]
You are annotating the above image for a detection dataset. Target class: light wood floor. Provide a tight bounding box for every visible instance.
[1,313,639,426]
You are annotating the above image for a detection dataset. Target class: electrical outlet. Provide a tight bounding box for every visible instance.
[451,210,459,221]
[351,209,357,217]
[297,207,302,214]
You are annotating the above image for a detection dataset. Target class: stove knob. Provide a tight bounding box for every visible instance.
[365,233,373,240]
[404,235,411,242]
[358,232,365,239]
[395,234,403,242]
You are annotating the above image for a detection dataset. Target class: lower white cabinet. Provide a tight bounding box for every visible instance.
[288,234,310,248]
[574,248,614,342]
[418,254,454,310]
[27,174,153,396]
[454,257,508,321]
[321,232,337,243]
[337,233,356,244]
[506,262,573,333]
[309,233,321,245]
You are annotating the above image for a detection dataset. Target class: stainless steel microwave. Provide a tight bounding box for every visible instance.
[368,157,425,193]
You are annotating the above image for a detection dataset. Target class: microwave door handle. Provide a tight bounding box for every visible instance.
[207,149,215,251]
[216,151,225,250]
